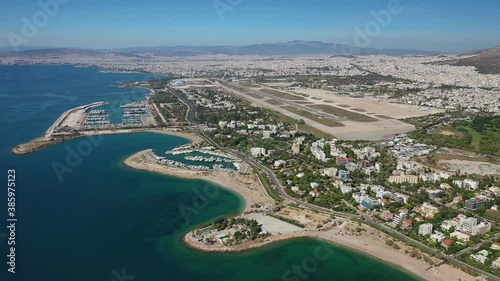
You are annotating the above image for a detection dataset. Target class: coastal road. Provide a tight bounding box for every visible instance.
[166,86,196,123]
[194,124,358,220]
[230,148,360,220]
[169,85,365,220]
[169,87,500,280]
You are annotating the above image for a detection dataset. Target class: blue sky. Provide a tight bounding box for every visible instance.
[1,0,499,52]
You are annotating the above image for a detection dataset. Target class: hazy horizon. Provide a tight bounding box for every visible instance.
[1,40,498,54]
[2,0,500,53]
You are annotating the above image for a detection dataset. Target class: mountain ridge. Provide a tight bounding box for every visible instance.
[0,41,439,57]
[436,46,500,74]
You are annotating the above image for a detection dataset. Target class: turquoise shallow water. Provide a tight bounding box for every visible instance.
[0,65,420,281]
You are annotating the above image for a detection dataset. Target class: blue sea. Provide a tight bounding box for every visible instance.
[0,65,420,281]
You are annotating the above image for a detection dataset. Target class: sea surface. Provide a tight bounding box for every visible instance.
[0,65,420,281]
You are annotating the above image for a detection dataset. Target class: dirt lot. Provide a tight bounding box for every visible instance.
[438,159,500,176]
[417,148,500,177]
[275,206,332,229]
[242,213,304,234]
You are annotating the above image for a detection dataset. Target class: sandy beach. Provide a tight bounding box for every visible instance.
[124,149,478,281]
[183,221,476,281]
[123,149,275,212]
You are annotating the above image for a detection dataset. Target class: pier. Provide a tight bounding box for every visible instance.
[45,101,108,137]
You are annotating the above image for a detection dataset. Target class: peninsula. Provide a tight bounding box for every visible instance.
[123,147,475,281]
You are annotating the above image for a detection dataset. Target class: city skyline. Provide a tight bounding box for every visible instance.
[1,0,500,53]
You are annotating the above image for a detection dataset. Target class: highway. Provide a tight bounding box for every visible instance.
[169,82,360,220]
[166,85,500,281]
[166,87,197,123]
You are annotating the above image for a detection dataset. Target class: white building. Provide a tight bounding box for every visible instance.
[472,222,492,235]
[340,184,353,194]
[453,179,479,190]
[274,160,287,168]
[470,250,489,264]
[322,168,338,178]
[492,257,500,269]
[393,213,407,227]
[250,147,266,157]
[311,140,330,162]
[450,231,471,243]
[430,232,446,243]
[418,223,433,236]
[461,217,478,233]
[419,202,439,218]
[441,220,459,231]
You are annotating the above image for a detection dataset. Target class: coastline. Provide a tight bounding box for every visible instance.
[123,149,275,213]
[11,128,203,155]
[123,149,478,281]
[182,223,475,281]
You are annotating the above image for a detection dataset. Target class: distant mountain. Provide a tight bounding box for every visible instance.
[0,48,102,57]
[0,46,48,52]
[0,41,437,57]
[439,46,500,74]
[112,41,436,56]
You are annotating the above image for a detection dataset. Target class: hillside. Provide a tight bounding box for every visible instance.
[443,46,500,74]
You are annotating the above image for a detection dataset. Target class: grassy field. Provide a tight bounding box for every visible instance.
[351,108,367,112]
[413,116,500,157]
[239,82,261,88]
[269,110,335,139]
[281,106,344,127]
[226,84,265,99]
[375,115,394,120]
[297,124,334,139]
[241,90,264,99]
[309,104,379,122]
[260,88,306,100]
[266,99,283,106]
[436,126,464,138]
[462,127,482,150]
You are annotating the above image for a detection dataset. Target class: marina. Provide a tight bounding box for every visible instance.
[150,152,237,172]
[163,145,240,171]
[83,109,112,128]
[121,102,149,127]
[81,101,152,129]
[184,155,233,163]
